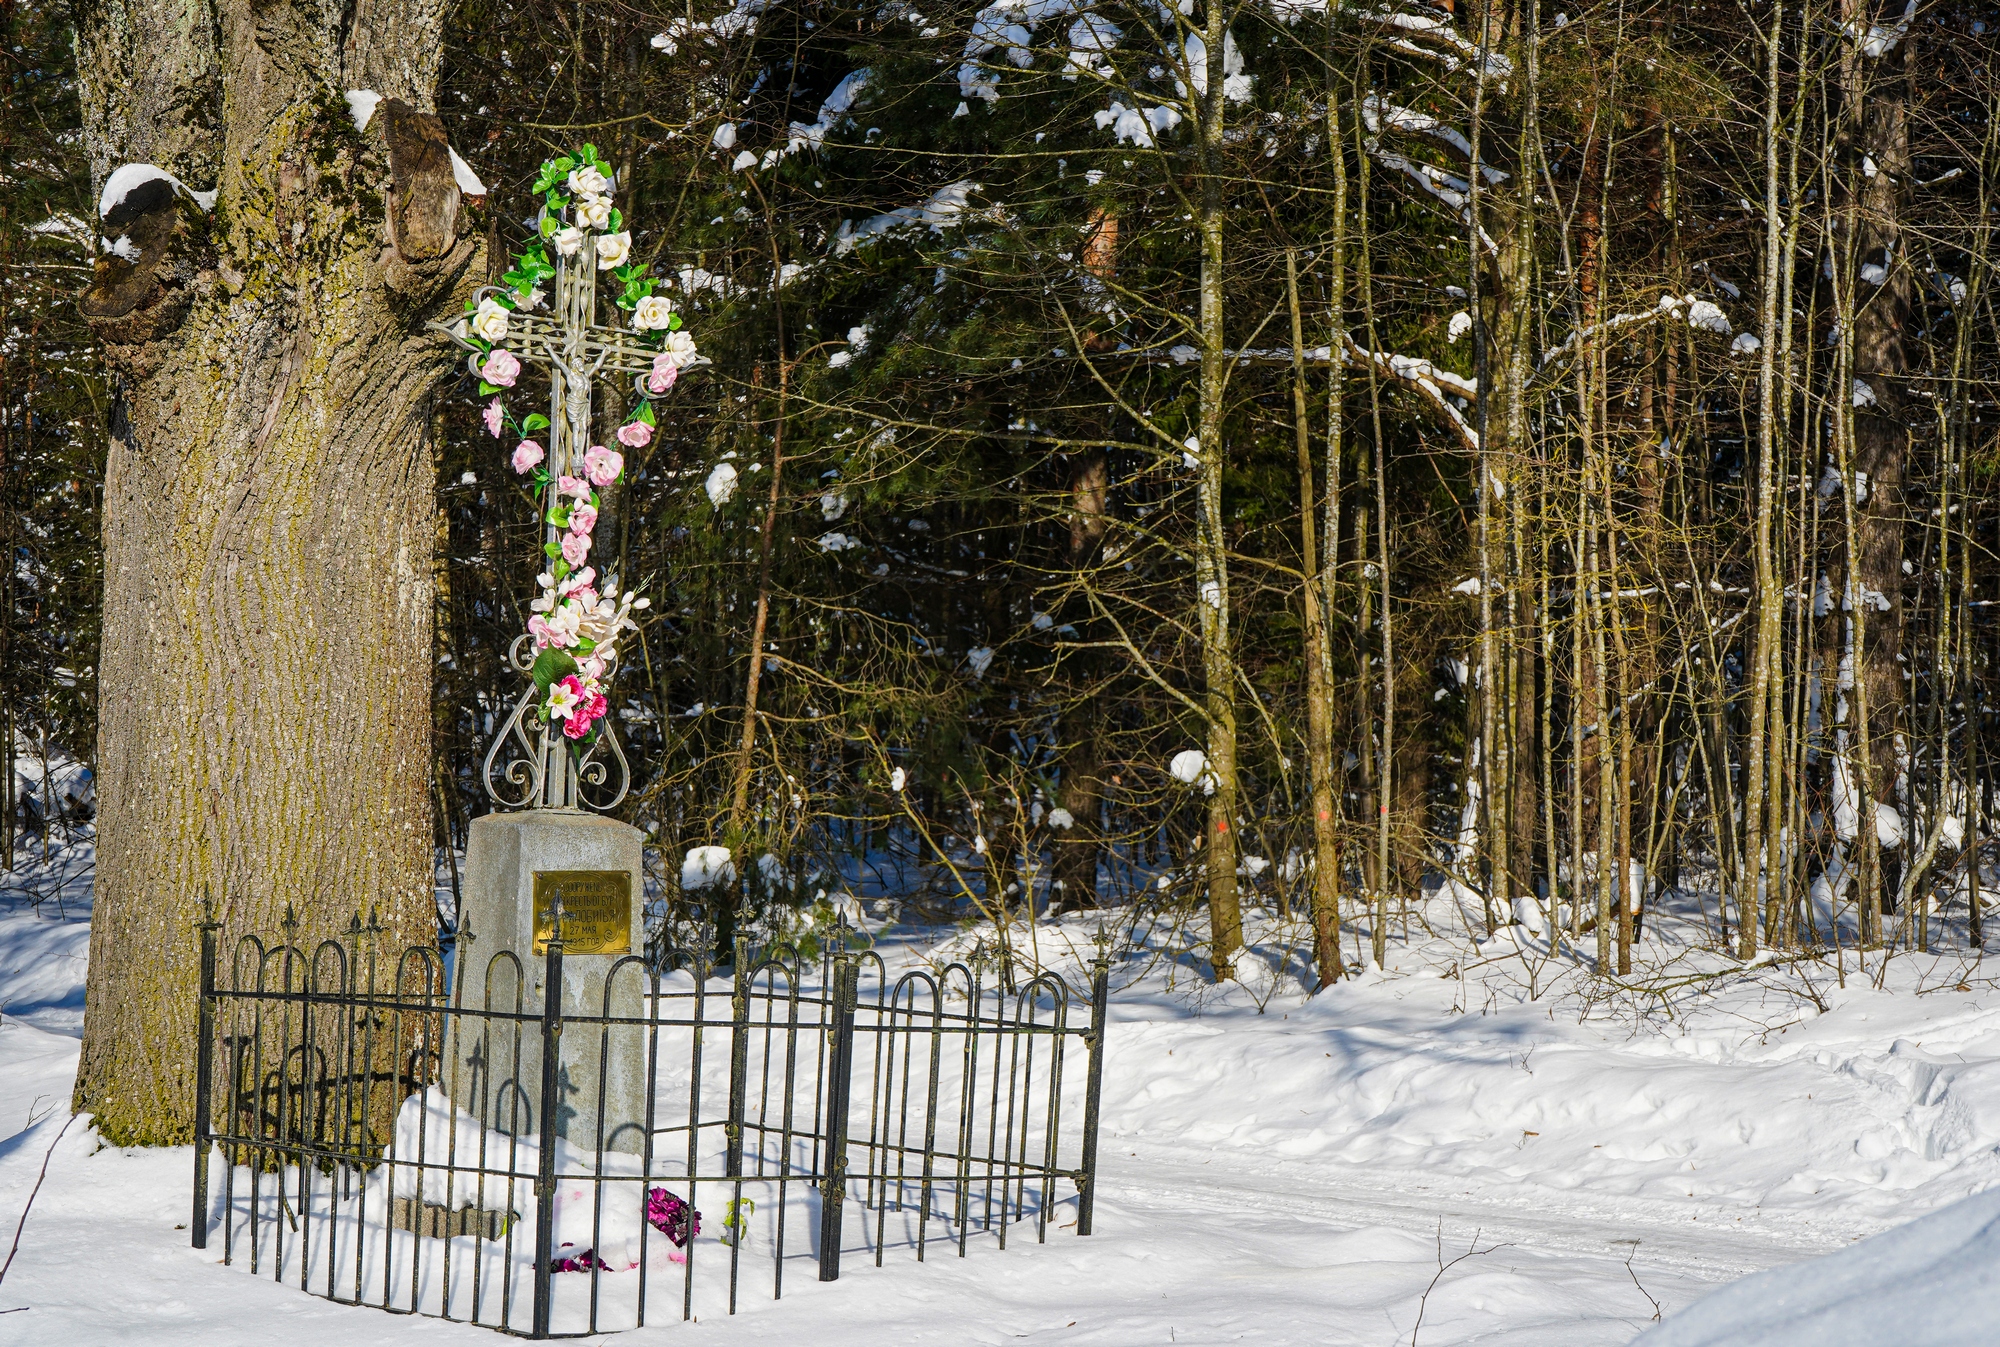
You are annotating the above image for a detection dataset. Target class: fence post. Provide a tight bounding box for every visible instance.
[817,954,859,1281]
[724,898,752,1312]
[191,889,219,1249]
[531,893,567,1339]
[725,898,751,1181]
[1076,932,1111,1237]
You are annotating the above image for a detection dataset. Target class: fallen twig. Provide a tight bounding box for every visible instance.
[0,1112,80,1308]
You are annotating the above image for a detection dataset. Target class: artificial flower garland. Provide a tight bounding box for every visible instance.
[453,144,700,743]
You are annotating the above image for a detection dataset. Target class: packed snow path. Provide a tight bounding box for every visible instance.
[8,898,2000,1344]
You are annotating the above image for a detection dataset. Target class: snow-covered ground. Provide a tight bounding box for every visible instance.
[8,859,2000,1344]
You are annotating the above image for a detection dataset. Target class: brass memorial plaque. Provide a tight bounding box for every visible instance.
[532,870,633,955]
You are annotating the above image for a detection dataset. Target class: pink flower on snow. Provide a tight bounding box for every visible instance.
[569,504,599,536]
[513,440,545,474]
[647,356,679,395]
[562,531,592,565]
[483,399,505,437]
[584,445,624,487]
[616,420,653,449]
[481,349,521,387]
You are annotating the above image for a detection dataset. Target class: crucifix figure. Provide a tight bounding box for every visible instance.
[436,144,702,813]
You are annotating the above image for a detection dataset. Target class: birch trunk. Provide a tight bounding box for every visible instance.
[1193,0,1243,977]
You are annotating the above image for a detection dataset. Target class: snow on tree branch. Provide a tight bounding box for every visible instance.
[1153,338,1481,452]
[1844,0,1915,57]
[833,181,990,254]
[1356,8,1515,83]
[1539,292,1737,370]
[1362,94,1508,184]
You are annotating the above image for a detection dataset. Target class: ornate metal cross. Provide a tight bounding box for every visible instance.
[436,148,701,813]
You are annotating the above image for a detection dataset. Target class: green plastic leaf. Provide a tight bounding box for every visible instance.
[638,401,658,426]
[522,413,550,433]
[530,646,578,694]
[543,541,562,560]
[608,207,623,233]
[553,155,575,172]
[553,558,570,580]
[478,380,499,396]
[540,215,557,239]
[667,313,682,331]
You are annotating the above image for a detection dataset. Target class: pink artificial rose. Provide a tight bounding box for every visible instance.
[616,420,653,449]
[512,440,545,474]
[483,399,505,437]
[481,349,521,387]
[647,356,679,395]
[562,710,591,739]
[584,444,625,487]
[527,614,554,647]
[587,691,609,721]
[569,504,599,536]
[559,473,594,501]
[582,655,608,680]
[562,531,592,565]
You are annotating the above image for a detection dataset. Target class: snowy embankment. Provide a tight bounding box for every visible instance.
[8,880,2000,1343]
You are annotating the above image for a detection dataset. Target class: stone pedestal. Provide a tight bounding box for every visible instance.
[451,810,650,1156]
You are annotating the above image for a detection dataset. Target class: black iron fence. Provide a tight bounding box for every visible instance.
[190,906,1109,1337]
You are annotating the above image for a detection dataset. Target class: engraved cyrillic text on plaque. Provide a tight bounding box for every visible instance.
[532,870,632,955]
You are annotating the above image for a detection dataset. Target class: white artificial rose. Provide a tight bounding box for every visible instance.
[567,166,610,198]
[469,296,511,342]
[662,330,699,365]
[553,226,585,257]
[575,194,612,229]
[595,231,632,270]
[631,295,675,331]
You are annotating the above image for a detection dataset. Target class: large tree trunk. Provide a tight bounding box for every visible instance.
[72,0,477,1143]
